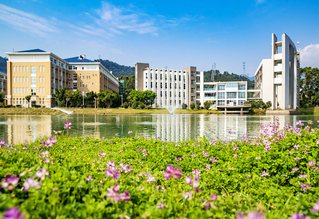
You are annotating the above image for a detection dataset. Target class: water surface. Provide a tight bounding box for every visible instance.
[0,114,318,144]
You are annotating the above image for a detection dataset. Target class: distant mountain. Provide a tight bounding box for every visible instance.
[240,74,255,81]
[0,56,7,73]
[204,70,255,89]
[95,59,135,77]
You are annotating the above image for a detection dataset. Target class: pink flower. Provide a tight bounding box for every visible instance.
[106,184,130,203]
[192,169,201,176]
[157,202,165,209]
[3,207,26,219]
[312,201,319,212]
[233,146,239,151]
[182,191,193,200]
[164,164,182,180]
[128,131,133,134]
[211,194,217,200]
[86,176,93,181]
[203,152,209,157]
[210,157,218,163]
[105,167,121,181]
[64,122,72,129]
[1,175,19,190]
[145,173,156,183]
[260,171,269,177]
[35,168,49,180]
[23,176,41,191]
[308,161,316,167]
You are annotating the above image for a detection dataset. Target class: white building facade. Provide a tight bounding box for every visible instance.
[255,33,300,110]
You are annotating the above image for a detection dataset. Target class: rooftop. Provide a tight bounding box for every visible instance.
[16,49,47,53]
[64,56,95,63]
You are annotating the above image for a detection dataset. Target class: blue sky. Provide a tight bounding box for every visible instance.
[0,0,318,77]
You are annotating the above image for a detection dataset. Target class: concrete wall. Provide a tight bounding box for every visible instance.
[135,63,149,91]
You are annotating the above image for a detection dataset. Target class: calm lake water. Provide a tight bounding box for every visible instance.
[0,114,318,144]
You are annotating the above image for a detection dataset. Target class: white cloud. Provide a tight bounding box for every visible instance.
[300,44,319,68]
[96,2,158,35]
[0,3,58,37]
[256,0,266,4]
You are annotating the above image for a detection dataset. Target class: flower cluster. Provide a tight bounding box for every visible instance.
[64,122,72,130]
[164,164,182,180]
[106,184,130,203]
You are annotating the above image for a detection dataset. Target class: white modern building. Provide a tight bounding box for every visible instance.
[255,33,300,110]
[135,63,197,109]
[197,71,248,108]
[135,63,249,112]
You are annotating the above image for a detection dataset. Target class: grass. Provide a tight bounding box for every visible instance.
[0,107,64,115]
[299,107,319,115]
[61,107,170,115]
[174,109,221,114]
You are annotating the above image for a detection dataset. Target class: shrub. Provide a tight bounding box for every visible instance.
[132,101,139,109]
[138,102,145,109]
[190,103,195,110]
[266,101,272,109]
[15,105,22,108]
[33,105,41,108]
[122,102,129,108]
[145,105,152,110]
[204,101,211,110]
[196,102,201,110]
[4,105,13,108]
[42,106,46,108]
[182,103,187,109]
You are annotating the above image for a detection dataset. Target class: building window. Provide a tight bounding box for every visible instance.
[22,77,24,82]
[26,77,28,82]
[174,75,176,81]
[160,74,162,80]
[23,66,25,72]
[191,96,195,101]
[155,74,157,80]
[155,82,157,88]
[31,66,36,74]
[43,87,45,93]
[23,87,25,93]
[13,77,15,82]
[218,100,225,106]
[26,87,28,93]
[238,92,246,98]
[191,88,195,93]
[83,83,84,87]
[39,87,41,93]
[19,77,21,82]
[238,84,246,90]
[191,80,195,85]
[23,99,25,104]
[39,77,42,82]
[19,66,21,72]
[227,92,236,99]
[39,66,41,72]
[165,74,167,80]
[42,77,44,82]
[68,66,72,70]
[238,100,245,105]
[31,76,36,85]
[13,66,15,72]
[170,83,172,89]
[145,82,147,88]
[165,91,167,97]
[175,83,177,89]
[165,83,167,89]
[13,98,15,104]
[160,91,162,97]
[218,92,225,99]
[179,75,181,81]
[73,82,77,89]
[73,74,77,80]
[42,66,45,72]
[226,83,237,88]
[19,88,21,93]
[13,87,15,93]
[191,71,195,77]
[80,83,81,87]
[218,85,225,90]
[151,82,152,88]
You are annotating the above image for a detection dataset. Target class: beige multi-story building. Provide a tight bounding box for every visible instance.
[5,49,119,107]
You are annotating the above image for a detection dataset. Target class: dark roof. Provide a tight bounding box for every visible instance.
[64,56,95,63]
[16,49,47,53]
[0,70,7,75]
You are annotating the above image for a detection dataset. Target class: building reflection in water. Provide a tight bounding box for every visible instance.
[5,115,52,145]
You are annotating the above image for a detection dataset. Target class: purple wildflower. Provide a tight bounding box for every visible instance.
[246,211,265,219]
[64,122,72,129]
[255,157,261,160]
[298,173,308,179]
[143,151,148,156]
[233,154,238,158]
[35,168,50,180]
[106,184,130,203]
[106,161,115,168]
[182,191,193,200]
[291,213,311,219]
[3,207,26,219]
[260,171,269,177]
[163,164,182,180]
[1,175,19,190]
[301,183,311,192]
[203,151,209,157]
[192,169,201,176]
[312,201,319,212]
[211,194,217,200]
[145,173,156,183]
[233,146,239,151]
[105,167,121,180]
[157,202,165,209]
[210,157,218,163]
[86,176,93,181]
[295,120,304,126]
[294,144,300,150]
[292,167,299,173]
[23,176,41,191]
[176,157,182,162]
[308,161,316,167]
[128,130,133,134]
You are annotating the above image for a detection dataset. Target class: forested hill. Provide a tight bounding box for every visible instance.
[95,59,135,77]
[0,56,7,73]
[204,70,255,89]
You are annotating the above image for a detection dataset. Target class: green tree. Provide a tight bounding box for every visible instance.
[190,103,195,110]
[204,101,211,110]
[300,67,319,107]
[71,89,82,107]
[143,90,156,106]
[266,101,272,109]
[182,103,187,109]
[0,91,5,105]
[127,90,156,106]
[25,95,31,108]
[196,102,201,110]
[55,87,67,107]
[65,90,72,108]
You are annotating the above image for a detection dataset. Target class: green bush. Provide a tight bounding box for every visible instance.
[33,105,41,108]
[138,102,145,109]
[182,103,187,109]
[190,103,195,110]
[204,101,211,110]
[132,101,139,109]
[196,102,201,110]
[145,105,152,110]
[15,105,22,108]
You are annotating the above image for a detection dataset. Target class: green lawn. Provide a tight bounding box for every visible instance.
[299,107,319,115]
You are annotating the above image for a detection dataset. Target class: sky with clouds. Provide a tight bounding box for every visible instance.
[0,0,318,76]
